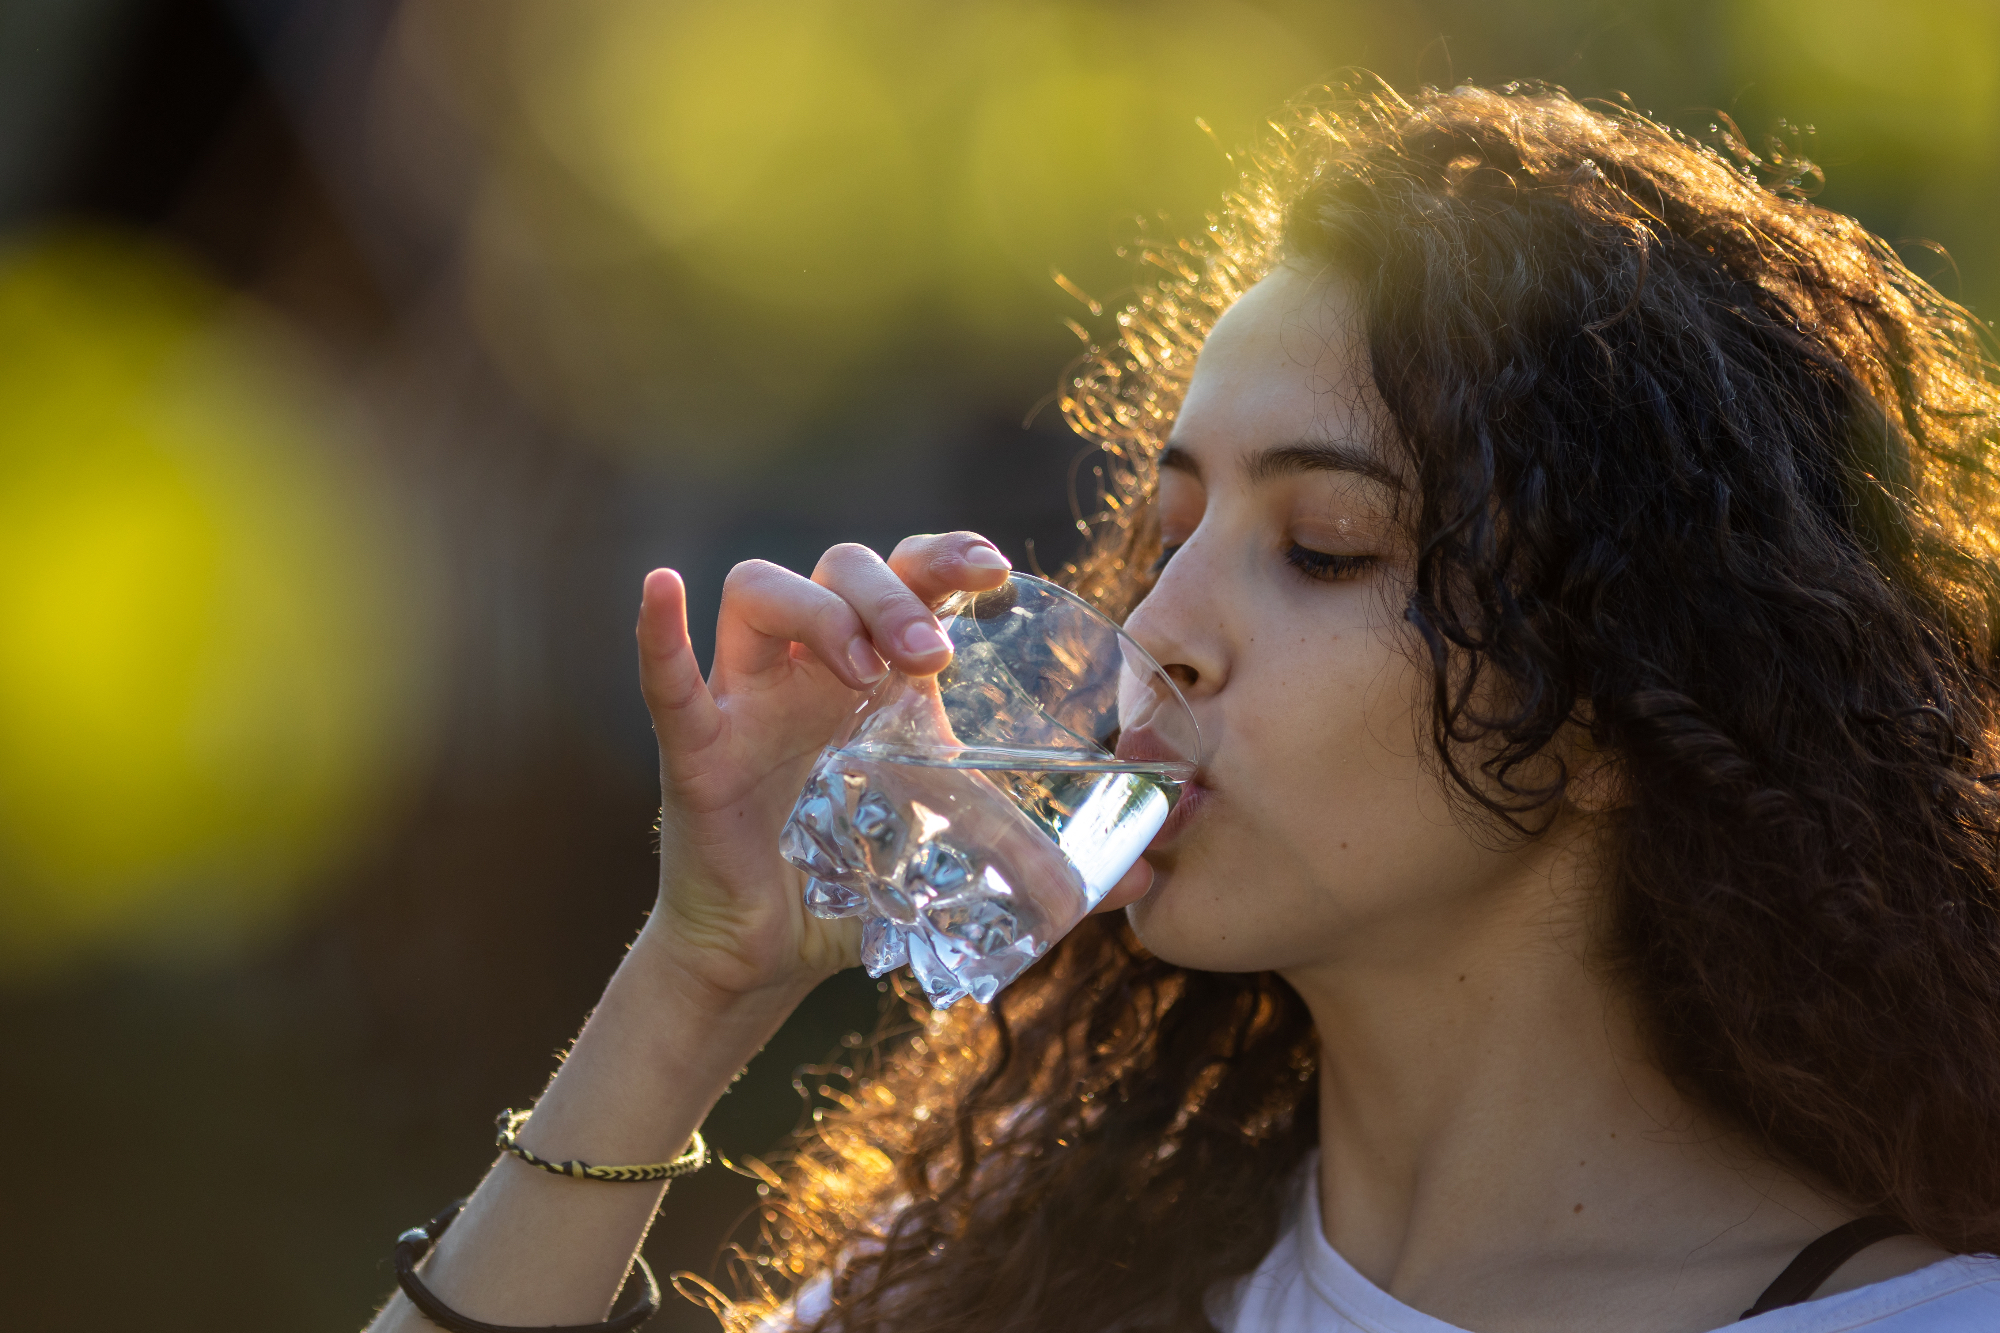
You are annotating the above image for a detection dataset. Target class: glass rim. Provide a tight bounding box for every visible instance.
[937,571,1201,765]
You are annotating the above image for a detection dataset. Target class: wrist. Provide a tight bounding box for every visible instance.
[518,935,809,1169]
[625,911,829,1022]
[586,924,819,1084]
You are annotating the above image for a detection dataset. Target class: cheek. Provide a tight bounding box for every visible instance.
[1129,628,1496,969]
[1233,627,1437,863]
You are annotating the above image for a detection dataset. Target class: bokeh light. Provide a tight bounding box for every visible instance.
[472,0,1325,449]
[517,0,932,312]
[0,230,432,974]
[1732,0,1998,160]
[949,2,1318,312]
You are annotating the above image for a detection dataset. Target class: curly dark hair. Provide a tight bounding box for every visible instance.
[680,80,2000,1332]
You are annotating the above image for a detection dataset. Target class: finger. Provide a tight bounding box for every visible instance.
[714,558,888,690]
[1091,856,1155,914]
[886,531,1012,606]
[637,568,725,761]
[813,543,958,675]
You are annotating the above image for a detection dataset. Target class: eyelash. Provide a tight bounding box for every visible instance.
[1149,544,1374,583]
[1285,545,1375,582]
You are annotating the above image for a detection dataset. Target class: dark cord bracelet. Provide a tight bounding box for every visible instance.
[393,1199,660,1333]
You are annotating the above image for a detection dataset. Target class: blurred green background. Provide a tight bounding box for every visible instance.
[0,0,1991,1327]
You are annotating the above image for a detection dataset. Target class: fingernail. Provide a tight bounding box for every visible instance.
[900,622,952,657]
[963,544,1010,571]
[846,637,887,683]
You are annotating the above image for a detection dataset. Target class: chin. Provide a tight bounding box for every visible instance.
[1123,863,1285,973]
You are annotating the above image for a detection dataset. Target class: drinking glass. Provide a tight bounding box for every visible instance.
[778,573,1200,1006]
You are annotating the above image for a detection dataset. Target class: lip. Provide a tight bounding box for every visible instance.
[1111,725,1184,768]
[1112,726,1209,851]
[1147,776,1211,850]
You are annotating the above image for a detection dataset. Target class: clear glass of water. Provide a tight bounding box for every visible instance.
[779,573,1201,1006]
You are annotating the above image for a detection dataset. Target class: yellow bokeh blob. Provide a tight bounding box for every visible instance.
[0,231,430,974]
[952,1,1319,319]
[508,0,1318,323]
[515,0,932,311]
[1731,0,1998,159]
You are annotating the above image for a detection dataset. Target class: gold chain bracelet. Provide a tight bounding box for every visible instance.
[495,1109,709,1183]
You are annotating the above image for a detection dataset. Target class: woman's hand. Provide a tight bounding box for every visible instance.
[632,531,1012,1006]
[363,533,1011,1333]
[364,534,1012,1333]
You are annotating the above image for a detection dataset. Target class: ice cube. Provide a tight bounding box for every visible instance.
[905,842,973,896]
[872,879,924,925]
[905,929,970,1008]
[803,877,867,919]
[784,748,1101,1010]
[781,824,846,881]
[851,790,905,872]
[949,948,1020,1005]
[871,839,975,925]
[931,925,1045,1004]
[861,916,910,977]
[925,896,1021,954]
[780,770,865,877]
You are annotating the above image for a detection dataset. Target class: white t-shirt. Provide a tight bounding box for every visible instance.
[1210,1154,2000,1332]
[777,1155,2000,1331]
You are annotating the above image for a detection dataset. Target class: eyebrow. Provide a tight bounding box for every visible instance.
[1160,439,1402,491]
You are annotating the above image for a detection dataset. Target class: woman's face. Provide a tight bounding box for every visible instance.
[1123,263,1541,978]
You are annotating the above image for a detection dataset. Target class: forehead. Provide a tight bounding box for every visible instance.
[1171,263,1380,465]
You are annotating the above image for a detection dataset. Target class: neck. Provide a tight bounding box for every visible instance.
[1280,817,1851,1330]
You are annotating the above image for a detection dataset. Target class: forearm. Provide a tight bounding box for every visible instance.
[365,541,967,1330]
[367,922,817,1332]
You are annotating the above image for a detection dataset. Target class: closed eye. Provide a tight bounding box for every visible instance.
[1155,543,1371,581]
[1286,545,1373,582]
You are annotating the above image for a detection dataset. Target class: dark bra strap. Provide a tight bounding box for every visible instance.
[1739,1215,1913,1320]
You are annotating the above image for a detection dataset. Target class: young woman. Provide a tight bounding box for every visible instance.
[368,82,2000,1332]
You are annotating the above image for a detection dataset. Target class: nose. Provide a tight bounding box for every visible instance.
[1121,543,1226,700]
